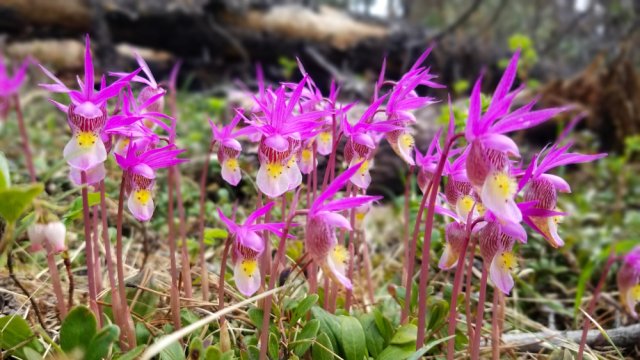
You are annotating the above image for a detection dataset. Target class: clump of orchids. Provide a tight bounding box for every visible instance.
[39,35,186,349]
[35,33,610,359]
[204,49,605,359]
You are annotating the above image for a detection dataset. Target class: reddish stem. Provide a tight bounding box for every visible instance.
[174,169,193,298]
[259,195,298,360]
[416,134,462,347]
[345,185,356,311]
[576,252,616,360]
[464,236,478,343]
[197,142,215,300]
[166,170,182,330]
[99,182,124,344]
[80,171,100,327]
[115,174,136,348]
[446,217,484,360]
[402,168,413,289]
[361,234,375,306]
[13,95,36,182]
[470,265,489,359]
[92,205,103,315]
[491,290,502,360]
[218,237,232,324]
[44,243,67,317]
[62,252,74,310]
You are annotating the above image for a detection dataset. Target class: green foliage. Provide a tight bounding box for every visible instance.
[60,306,98,356]
[62,192,102,225]
[0,315,45,358]
[337,316,367,360]
[0,182,43,223]
[0,151,11,189]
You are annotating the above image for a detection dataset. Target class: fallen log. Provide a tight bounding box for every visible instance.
[499,323,640,353]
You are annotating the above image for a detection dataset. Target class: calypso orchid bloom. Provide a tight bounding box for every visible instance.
[0,55,29,119]
[217,202,293,296]
[617,247,640,318]
[342,95,400,189]
[476,220,519,295]
[115,143,187,221]
[210,113,253,186]
[464,50,567,225]
[306,162,382,289]
[110,52,167,127]
[39,35,140,174]
[382,48,443,165]
[241,76,328,197]
[519,143,606,247]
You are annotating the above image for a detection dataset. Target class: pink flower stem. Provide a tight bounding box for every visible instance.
[259,192,300,360]
[402,167,413,291]
[464,236,478,343]
[323,276,330,309]
[80,171,100,327]
[446,217,484,360]
[166,169,182,330]
[44,242,67,318]
[361,233,375,306]
[13,94,36,182]
[174,169,193,299]
[345,185,356,311]
[99,181,125,345]
[576,251,616,360]
[218,237,232,325]
[197,141,215,301]
[491,290,502,360]
[92,205,103,317]
[470,265,489,359]
[115,174,136,348]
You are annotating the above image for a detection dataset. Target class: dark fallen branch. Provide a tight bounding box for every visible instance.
[498,323,640,353]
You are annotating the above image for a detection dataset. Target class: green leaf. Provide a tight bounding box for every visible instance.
[0,152,10,189]
[0,315,44,358]
[373,309,393,344]
[358,313,385,358]
[291,294,319,324]
[62,192,101,224]
[312,332,334,360]
[426,299,449,331]
[390,324,417,345]
[407,335,455,360]
[86,325,120,360]
[159,339,187,360]
[248,307,264,329]
[293,319,320,357]
[204,346,222,360]
[0,183,43,223]
[204,228,229,245]
[268,332,279,360]
[337,316,366,360]
[22,347,43,360]
[189,338,204,360]
[377,343,415,360]
[60,305,98,355]
[118,345,147,360]
[311,307,340,351]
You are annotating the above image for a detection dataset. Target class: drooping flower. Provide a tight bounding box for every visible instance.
[39,35,139,175]
[0,55,30,119]
[110,52,167,127]
[306,163,382,289]
[342,95,400,189]
[464,51,568,225]
[28,221,66,254]
[476,221,518,295]
[382,47,443,165]
[617,247,640,318]
[217,202,292,296]
[115,143,187,221]
[519,143,605,247]
[210,113,253,186]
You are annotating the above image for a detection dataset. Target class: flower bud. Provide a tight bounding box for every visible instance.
[28,221,67,254]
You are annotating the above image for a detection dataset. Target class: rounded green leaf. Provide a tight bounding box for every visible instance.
[0,183,43,223]
[0,315,45,357]
[293,319,320,356]
[86,325,120,360]
[312,332,334,360]
[390,324,417,345]
[60,306,97,355]
[337,316,366,360]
